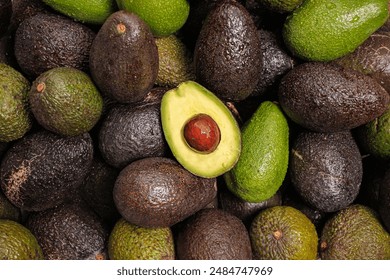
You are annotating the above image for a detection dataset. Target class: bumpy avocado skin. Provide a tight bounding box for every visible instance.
[108,218,175,260]
[26,203,108,260]
[278,62,390,132]
[0,219,44,260]
[0,63,31,142]
[176,208,252,260]
[29,67,103,137]
[89,10,158,104]
[99,103,167,169]
[14,13,96,79]
[0,130,93,212]
[194,0,262,101]
[113,157,217,228]
[250,206,318,260]
[320,204,390,260]
[290,131,362,213]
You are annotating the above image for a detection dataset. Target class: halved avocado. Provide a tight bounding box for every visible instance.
[161,81,241,178]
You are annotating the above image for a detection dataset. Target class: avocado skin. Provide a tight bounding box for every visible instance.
[176,208,252,260]
[252,29,294,96]
[89,10,158,104]
[0,130,93,212]
[335,31,390,93]
[9,0,52,32]
[14,13,95,79]
[194,0,262,101]
[290,131,362,213]
[218,187,282,226]
[320,204,390,260]
[99,103,167,169]
[113,157,217,228]
[278,62,390,132]
[26,203,108,260]
[379,169,390,232]
[0,0,11,36]
[80,156,120,227]
[283,0,389,61]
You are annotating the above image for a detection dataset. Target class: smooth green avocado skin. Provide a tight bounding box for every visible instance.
[224,101,289,203]
[42,0,117,24]
[283,0,389,61]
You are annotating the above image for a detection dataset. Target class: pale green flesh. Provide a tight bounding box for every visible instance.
[161,81,241,178]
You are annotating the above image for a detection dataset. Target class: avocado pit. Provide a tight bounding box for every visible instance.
[183,113,221,153]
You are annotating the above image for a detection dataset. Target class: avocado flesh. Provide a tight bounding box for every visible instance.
[160,81,241,178]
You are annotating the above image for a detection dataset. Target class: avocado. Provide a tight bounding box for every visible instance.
[379,168,390,232]
[250,206,318,260]
[155,35,195,88]
[0,130,93,212]
[335,31,390,93]
[283,0,389,61]
[89,10,158,104]
[160,81,241,178]
[108,218,175,260]
[0,219,44,260]
[80,156,120,227]
[194,0,262,101]
[290,130,362,213]
[113,157,217,228]
[0,190,21,222]
[0,63,31,142]
[99,102,168,169]
[176,208,252,260]
[257,0,304,13]
[26,203,108,260]
[320,204,390,260]
[218,187,282,226]
[224,101,289,203]
[356,105,390,159]
[29,67,103,137]
[42,0,117,25]
[0,0,11,36]
[14,13,96,79]
[278,62,390,132]
[116,0,190,37]
[251,29,295,97]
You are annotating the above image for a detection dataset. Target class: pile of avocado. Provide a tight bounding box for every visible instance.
[1,0,390,260]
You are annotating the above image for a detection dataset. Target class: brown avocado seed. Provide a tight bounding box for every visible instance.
[183,114,221,153]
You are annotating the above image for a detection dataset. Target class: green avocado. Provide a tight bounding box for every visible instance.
[283,0,389,61]
[224,101,289,202]
[160,81,241,178]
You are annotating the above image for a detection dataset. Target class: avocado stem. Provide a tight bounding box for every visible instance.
[36,82,46,93]
[320,241,328,251]
[116,23,126,34]
[272,229,283,240]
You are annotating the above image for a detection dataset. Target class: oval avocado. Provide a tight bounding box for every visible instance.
[14,13,96,79]
[278,62,390,132]
[194,0,262,101]
[283,0,389,61]
[27,202,108,260]
[176,208,252,260]
[290,130,362,213]
[113,157,217,228]
[0,130,93,212]
[89,10,158,104]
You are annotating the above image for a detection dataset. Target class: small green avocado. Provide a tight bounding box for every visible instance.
[160,81,241,178]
